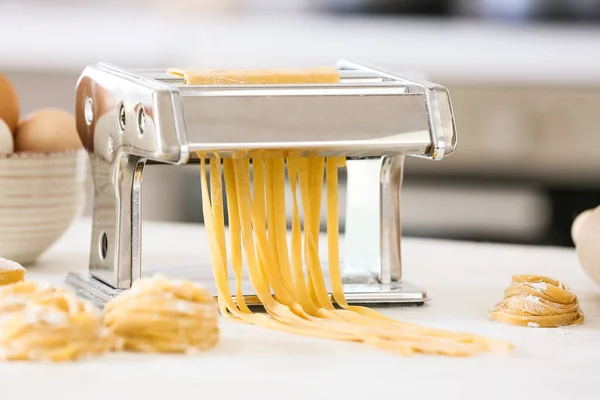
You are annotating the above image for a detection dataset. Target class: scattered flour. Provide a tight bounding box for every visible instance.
[0,258,24,271]
[525,295,541,303]
[174,300,196,315]
[529,282,548,291]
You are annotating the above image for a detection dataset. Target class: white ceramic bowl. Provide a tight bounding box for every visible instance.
[0,150,88,265]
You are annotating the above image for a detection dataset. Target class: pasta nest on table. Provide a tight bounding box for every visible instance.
[103,275,219,353]
[0,281,110,361]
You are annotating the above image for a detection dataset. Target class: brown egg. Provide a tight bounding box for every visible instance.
[0,74,19,133]
[15,108,82,153]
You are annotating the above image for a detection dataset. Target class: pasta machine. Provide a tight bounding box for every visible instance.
[66,60,457,308]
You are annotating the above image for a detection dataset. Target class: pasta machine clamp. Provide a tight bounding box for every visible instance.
[66,60,457,308]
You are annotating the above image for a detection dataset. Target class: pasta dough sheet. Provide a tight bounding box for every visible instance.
[489,275,584,328]
[167,67,340,85]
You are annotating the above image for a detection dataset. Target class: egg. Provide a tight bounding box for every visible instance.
[0,74,19,133]
[15,108,82,153]
[572,206,600,287]
[0,119,14,153]
[572,208,593,246]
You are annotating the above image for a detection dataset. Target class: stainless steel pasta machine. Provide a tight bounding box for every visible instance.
[66,60,457,308]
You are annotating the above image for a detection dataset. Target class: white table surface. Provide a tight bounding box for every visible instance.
[2,218,599,400]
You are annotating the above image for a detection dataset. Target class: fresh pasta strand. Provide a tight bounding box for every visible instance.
[199,152,513,356]
[200,156,337,337]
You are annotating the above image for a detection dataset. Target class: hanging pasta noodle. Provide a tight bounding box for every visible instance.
[177,66,512,356]
[198,152,513,356]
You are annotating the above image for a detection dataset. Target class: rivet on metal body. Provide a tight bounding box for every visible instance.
[136,105,146,135]
[107,136,115,155]
[84,97,94,125]
[118,102,126,133]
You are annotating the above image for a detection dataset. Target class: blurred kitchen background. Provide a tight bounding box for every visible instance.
[2,0,600,247]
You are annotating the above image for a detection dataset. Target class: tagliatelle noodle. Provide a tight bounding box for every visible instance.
[199,152,514,356]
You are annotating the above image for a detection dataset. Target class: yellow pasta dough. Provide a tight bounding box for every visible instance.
[0,281,108,361]
[489,275,584,328]
[103,275,219,353]
[168,67,340,85]
[198,152,513,356]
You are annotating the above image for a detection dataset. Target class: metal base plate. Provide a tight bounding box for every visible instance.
[66,272,427,309]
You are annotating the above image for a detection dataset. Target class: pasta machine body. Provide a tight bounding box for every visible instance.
[66,60,457,307]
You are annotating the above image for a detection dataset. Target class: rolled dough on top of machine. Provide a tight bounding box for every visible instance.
[167,67,340,85]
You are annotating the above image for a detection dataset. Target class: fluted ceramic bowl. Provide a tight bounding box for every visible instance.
[0,149,88,265]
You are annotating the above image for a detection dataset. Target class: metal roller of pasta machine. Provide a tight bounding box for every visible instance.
[66,60,457,308]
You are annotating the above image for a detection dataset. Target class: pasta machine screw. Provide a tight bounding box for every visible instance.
[84,97,93,125]
[118,102,126,133]
[107,135,115,155]
[136,105,146,135]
